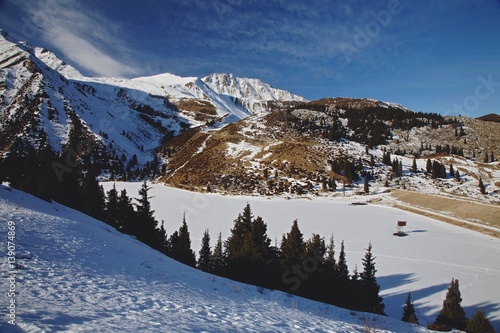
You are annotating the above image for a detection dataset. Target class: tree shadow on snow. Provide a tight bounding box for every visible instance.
[378,273,418,293]
[380,281,451,327]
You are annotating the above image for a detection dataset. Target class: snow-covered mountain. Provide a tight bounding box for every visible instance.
[0,184,446,332]
[0,30,302,166]
[203,73,307,115]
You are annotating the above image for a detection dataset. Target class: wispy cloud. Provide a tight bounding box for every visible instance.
[13,0,138,77]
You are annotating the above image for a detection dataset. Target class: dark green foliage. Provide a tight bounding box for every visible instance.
[169,214,196,267]
[434,278,468,330]
[117,189,136,234]
[135,180,161,249]
[479,178,486,195]
[465,309,495,333]
[402,292,419,325]
[197,229,212,272]
[412,158,417,173]
[81,171,105,220]
[358,242,385,315]
[280,219,305,270]
[431,160,447,179]
[426,159,432,174]
[224,204,276,287]
[105,184,120,228]
[426,323,452,331]
[210,232,226,276]
[364,177,369,194]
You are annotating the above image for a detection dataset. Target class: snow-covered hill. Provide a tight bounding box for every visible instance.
[0,184,439,333]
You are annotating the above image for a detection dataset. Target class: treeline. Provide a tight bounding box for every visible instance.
[284,102,451,148]
[126,201,386,316]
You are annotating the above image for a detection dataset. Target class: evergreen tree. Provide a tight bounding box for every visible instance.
[484,151,489,163]
[105,183,120,228]
[465,309,495,333]
[157,221,169,254]
[359,242,385,315]
[349,265,363,310]
[402,292,419,325]
[280,219,305,270]
[364,177,369,194]
[247,216,272,263]
[412,158,417,173]
[117,189,136,234]
[449,164,455,178]
[331,178,337,191]
[211,232,226,276]
[135,180,159,249]
[434,278,468,330]
[225,203,253,260]
[455,170,461,181]
[426,159,432,174]
[335,240,350,308]
[81,172,105,220]
[479,178,486,195]
[336,240,349,281]
[325,235,336,274]
[169,214,196,267]
[198,229,212,272]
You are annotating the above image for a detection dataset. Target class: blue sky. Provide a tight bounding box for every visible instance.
[1,0,499,117]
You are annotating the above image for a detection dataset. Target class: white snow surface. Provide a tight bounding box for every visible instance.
[0,185,439,333]
[100,182,500,332]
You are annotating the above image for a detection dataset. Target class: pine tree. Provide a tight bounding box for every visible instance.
[484,151,489,163]
[364,177,369,194]
[105,183,120,228]
[198,229,212,272]
[81,172,105,220]
[247,216,272,263]
[434,278,468,330]
[426,159,432,174]
[335,240,350,308]
[479,178,486,195]
[117,189,136,234]
[412,158,417,173]
[336,240,349,282]
[157,221,169,254]
[455,169,461,181]
[211,232,226,276]
[169,214,196,267]
[135,180,159,248]
[359,242,385,315]
[325,235,336,274]
[225,203,253,260]
[465,309,495,333]
[280,219,305,270]
[402,292,419,325]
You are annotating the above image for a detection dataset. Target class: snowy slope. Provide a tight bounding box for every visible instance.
[0,185,436,333]
[102,181,500,331]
